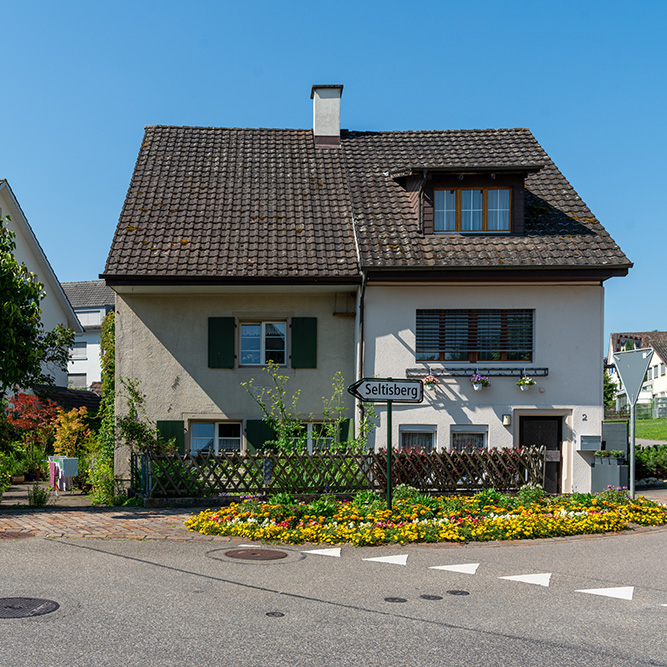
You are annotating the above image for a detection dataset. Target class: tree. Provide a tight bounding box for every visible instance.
[0,215,74,393]
[603,371,617,408]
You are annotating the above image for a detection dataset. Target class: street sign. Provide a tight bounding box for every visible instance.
[613,348,653,407]
[347,378,423,403]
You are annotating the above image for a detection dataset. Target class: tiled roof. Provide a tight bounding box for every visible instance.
[343,129,630,270]
[610,332,667,354]
[33,385,101,414]
[103,126,630,281]
[104,126,358,281]
[62,280,115,308]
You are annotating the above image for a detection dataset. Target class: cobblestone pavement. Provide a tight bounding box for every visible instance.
[0,507,229,541]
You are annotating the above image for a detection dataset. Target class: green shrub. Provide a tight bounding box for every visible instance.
[636,445,667,479]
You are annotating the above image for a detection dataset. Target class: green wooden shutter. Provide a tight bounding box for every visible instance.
[338,418,353,444]
[156,420,185,455]
[245,420,277,453]
[208,317,235,368]
[291,317,317,368]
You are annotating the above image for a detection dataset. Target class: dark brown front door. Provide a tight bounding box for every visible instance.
[519,416,562,493]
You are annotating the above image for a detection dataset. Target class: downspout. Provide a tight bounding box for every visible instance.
[356,270,368,436]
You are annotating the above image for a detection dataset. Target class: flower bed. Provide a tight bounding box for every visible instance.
[185,486,667,547]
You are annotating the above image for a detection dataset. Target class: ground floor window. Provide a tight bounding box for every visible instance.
[68,373,87,389]
[399,425,436,452]
[294,423,334,454]
[450,425,488,452]
[190,422,242,454]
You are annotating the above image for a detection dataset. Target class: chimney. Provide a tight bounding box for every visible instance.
[311,84,343,147]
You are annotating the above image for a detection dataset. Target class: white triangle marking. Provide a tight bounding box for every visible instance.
[363,554,408,566]
[302,547,341,558]
[499,573,552,587]
[576,586,634,600]
[430,563,480,575]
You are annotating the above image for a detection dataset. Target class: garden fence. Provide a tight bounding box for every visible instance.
[131,446,546,499]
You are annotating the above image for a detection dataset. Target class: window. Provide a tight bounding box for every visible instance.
[450,425,488,452]
[240,321,286,365]
[648,368,653,380]
[77,309,103,327]
[293,423,335,454]
[68,374,87,389]
[70,341,87,360]
[662,364,665,377]
[416,309,533,362]
[434,188,510,232]
[399,425,436,452]
[190,423,241,454]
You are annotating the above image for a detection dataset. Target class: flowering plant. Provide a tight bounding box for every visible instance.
[422,375,439,388]
[516,376,536,387]
[470,374,490,387]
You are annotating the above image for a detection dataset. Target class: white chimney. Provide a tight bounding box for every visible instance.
[311,84,343,147]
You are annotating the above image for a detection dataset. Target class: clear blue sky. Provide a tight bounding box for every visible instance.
[2,0,665,342]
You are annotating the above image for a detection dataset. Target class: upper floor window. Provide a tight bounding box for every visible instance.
[434,188,510,232]
[240,321,286,366]
[70,341,87,360]
[416,309,533,363]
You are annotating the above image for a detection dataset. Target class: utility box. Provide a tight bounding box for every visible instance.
[579,435,601,451]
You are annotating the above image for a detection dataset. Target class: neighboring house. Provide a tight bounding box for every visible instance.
[102,85,630,493]
[0,179,83,388]
[607,332,667,410]
[61,280,115,389]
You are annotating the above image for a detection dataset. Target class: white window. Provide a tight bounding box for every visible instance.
[399,424,436,452]
[240,321,286,365]
[70,341,87,360]
[190,423,242,454]
[294,423,335,454]
[450,425,488,452]
[68,373,87,389]
[661,364,665,376]
[648,368,653,380]
[77,309,103,327]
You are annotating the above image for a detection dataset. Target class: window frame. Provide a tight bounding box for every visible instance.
[399,424,436,452]
[190,422,242,455]
[434,187,511,233]
[416,308,534,363]
[239,320,287,367]
[450,425,488,452]
[70,341,87,360]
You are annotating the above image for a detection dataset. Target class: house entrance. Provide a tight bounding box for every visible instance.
[519,416,562,493]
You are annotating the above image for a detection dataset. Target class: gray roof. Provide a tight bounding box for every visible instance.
[61,280,115,308]
[102,126,631,282]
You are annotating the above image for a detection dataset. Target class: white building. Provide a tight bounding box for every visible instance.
[0,179,82,388]
[61,281,115,389]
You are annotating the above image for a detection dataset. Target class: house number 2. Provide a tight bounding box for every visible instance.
[582,414,588,421]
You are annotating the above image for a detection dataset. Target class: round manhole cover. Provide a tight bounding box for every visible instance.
[384,597,407,603]
[225,548,288,561]
[0,532,35,540]
[420,594,443,600]
[0,598,59,618]
[447,590,470,596]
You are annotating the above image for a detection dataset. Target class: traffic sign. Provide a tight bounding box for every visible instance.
[347,378,423,403]
[613,348,653,407]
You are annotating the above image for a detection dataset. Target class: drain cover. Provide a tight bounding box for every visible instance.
[0,532,35,540]
[266,611,285,617]
[0,598,59,618]
[384,597,407,603]
[447,590,470,596]
[420,594,443,600]
[225,548,288,561]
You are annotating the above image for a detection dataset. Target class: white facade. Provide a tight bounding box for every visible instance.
[0,181,82,388]
[362,281,606,493]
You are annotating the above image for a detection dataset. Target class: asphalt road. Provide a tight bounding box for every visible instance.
[1,529,666,666]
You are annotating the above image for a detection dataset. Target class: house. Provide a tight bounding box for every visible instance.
[607,332,667,413]
[102,85,631,493]
[0,179,83,388]
[61,280,115,389]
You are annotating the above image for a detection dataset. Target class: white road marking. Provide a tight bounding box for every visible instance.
[302,547,341,557]
[429,563,480,575]
[498,573,552,587]
[363,554,409,566]
[575,586,634,600]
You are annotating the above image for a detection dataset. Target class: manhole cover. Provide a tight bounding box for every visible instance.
[0,598,59,618]
[0,532,35,540]
[266,611,285,617]
[420,594,443,600]
[225,548,288,561]
[447,590,470,596]
[384,597,407,603]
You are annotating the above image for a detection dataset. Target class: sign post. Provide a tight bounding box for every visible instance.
[612,348,653,499]
[348,378,424,509]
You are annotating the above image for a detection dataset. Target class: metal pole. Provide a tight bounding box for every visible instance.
[629,403,636,499]
[387,400,393,510]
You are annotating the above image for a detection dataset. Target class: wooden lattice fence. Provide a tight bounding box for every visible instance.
[132,446,546,499]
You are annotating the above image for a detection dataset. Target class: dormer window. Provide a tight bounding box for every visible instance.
[434,188,511,232]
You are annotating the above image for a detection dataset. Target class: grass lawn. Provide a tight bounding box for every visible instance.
[636,419,667,441]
